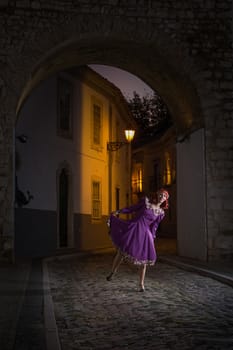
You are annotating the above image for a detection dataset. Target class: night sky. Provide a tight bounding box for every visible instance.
[90,64,153,99]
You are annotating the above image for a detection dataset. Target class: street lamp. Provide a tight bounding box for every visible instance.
[107,129,135,151]
[107,128,135,213]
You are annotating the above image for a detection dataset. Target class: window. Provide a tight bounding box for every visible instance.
[92,180,101,220]
[57,78,73,138]
[91,98,103,149]
[132,163,143,194]
[93,104,101,145]
[163,153,172,186]
[136,168,143,193]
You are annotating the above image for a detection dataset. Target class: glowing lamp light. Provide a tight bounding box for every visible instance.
[107,128,135,151]
[124,129,135,143]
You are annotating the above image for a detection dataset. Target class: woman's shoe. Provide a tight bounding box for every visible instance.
[106,272,114,281]
[139,285,145,292]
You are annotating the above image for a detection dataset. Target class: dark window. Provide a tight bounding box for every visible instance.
[57,78,73,138]
[93,104,101,145]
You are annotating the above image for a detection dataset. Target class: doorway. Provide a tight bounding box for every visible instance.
[58,168,69,247]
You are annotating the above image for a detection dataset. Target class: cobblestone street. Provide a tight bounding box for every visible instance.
[47,254,233,350]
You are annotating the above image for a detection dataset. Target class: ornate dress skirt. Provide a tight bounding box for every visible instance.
[108,197,165,266]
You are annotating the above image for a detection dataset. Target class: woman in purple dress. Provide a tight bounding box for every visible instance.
[106,188,169,291]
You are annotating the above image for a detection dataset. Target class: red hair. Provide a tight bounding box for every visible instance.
[157,188,169,209]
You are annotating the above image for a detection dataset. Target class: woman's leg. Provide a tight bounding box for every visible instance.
[112,250,123,273]
[139,264,147,291]
[106,250,123,281]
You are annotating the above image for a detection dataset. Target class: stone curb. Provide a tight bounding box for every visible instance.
[42,249,115,350]
[0,262,31,350]
[159,257,233,288]
[43,260,61,350]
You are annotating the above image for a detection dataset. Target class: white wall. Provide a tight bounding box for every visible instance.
[16,75,82,212]
[75,83,109,215]
[16,72,129,216]
[176,128,207,261]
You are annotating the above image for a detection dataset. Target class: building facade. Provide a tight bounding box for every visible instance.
[132,126,210,261]
[132,128,177,240]
[15,66,135,257]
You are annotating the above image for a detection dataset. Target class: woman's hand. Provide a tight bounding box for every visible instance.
[112,210,121,216]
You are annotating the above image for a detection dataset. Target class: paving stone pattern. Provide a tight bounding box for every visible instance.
[13,260,46,350]
[0,262,29,350]
[48,254,233,350]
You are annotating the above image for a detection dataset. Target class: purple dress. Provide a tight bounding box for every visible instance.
[109,197,165,265]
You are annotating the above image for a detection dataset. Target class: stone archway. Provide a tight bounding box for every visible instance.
[13,39,206,261]
[1,5,232,261]
[15,37,208,260]
[16,36,204,135]
[0,36,208,262]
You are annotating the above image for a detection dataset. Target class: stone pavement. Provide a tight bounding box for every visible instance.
[0,260,30,350]
[1,250,233,350]
[13,259,46,350]
[0,259,46,350]
[47,253,233,350]
[159,255,233,288]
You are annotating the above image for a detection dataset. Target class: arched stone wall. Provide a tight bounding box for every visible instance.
[16,36,204,132]
[0,1,232,261]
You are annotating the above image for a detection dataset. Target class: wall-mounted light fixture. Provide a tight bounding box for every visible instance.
[107,129,135,151]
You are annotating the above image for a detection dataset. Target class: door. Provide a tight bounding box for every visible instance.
[59,168,69,247]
